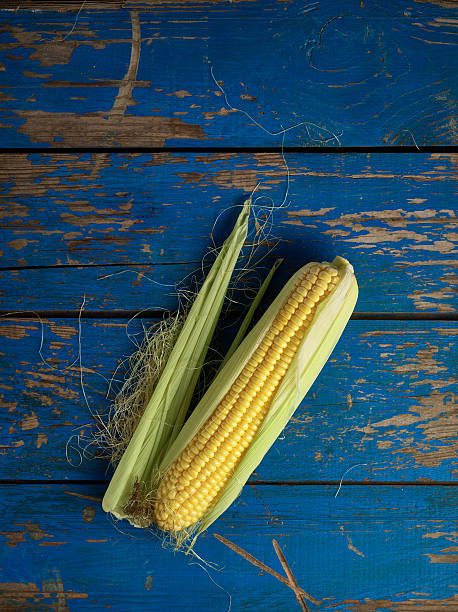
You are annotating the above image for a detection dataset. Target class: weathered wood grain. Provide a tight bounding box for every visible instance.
[0,483,456,611]
[1,2,456,610]
[1,152,457,313]
[0,1,457,147]
[0,318,456,481]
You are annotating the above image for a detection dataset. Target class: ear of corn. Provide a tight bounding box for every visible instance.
[102,197,358,546]
[154,256,357,539]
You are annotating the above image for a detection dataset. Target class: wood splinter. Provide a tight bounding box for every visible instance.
[272,538,309,612]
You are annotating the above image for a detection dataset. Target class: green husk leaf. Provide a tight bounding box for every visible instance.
[219,257,283,370]
[102,199,251,522]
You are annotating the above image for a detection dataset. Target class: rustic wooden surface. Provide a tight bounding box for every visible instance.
[0,484,457,611]
[0,1,457,611]
[0,1,457,147]
[1,152,457,313]
[0,318,457,483]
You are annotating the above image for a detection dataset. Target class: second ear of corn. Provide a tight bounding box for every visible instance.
[154,256,357,536]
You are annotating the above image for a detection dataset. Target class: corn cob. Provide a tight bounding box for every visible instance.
[154,261,343,532]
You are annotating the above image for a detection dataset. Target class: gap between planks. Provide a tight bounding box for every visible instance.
[0,310,457,321]
[0,479,456,486]
[0,145,457,155]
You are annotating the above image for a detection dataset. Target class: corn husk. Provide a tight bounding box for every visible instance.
[219,257,283,370]
[103,199,251,522]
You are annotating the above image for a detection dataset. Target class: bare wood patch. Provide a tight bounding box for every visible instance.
[335,595,458,611]
[15,110,206,146]
[64,490,102,502]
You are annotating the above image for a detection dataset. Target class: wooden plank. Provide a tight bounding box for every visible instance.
[0,483,456,610]
[1,152,457,313]
[0,318,456,482]
[0,1,457,147]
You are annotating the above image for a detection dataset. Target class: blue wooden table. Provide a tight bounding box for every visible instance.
[0,2,457,610]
